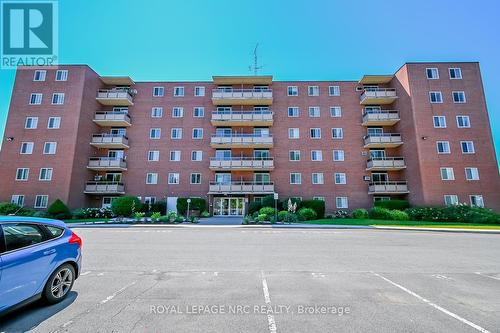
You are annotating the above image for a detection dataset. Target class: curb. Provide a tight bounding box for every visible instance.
[372,226,500,234]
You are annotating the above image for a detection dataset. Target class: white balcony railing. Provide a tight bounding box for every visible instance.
[368,181,409,194]
[88,157,127,170]
[91,134,129,147]
[209,157,274,170]
[97,89,133,102]
[210,134,273,146]
[84,181,125,194]
[367,157,406,170]
[212,89,273,101]
[360,88,397,104]
[362,110,400,124]
[211,110,273,123]
[94,111,131,124]
[364,133,402,146]
[209,181,275,194]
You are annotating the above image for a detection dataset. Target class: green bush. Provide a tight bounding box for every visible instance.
[176,198,206,215]
[282,212,299,223]
[151,212,161,222]
[47,199,72,220]
[248,201,262,214]
[134,212,145,221]
[111,196,141,217]
[257,214,268,222]
[369,207,393,220]
[0,202,22,215]
[375,200,410,210]
[200,210,210,218]
[298,208,317,221]
[301,200,325,219]
[277,210,288,222]
[33,210,49,218]
[281,197,302,211]
[352,208,369,219]
[261,195,277,208]
[158,215,170,223]
[259,207,276,218]
[72,207,113,219]
[389,210,410,221]
[406,205,500,224]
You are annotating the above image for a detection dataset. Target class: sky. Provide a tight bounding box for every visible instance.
[0,0,499,164]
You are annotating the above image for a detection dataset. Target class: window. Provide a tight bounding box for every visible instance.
[456,116,470,128]
[449,68,462,79]
[331,128,343,139]
[191,151,203,161]
[2,223,45,251]
[429,91,443,103]
[43,142,57,154]
[144,197,156,205]
[288,128,300,139]
[55,70,68,81]
[173,86,184,96]
[469,195,484,208]
[308,86,319,96]
[150,128,161,139]
[29,93,42,105]
[290,173,302,184]
[335,173,347,184]
[330,106,342,117]
[333,150,345,161]
[311,150,323,161]
[312,173,324,184]
[39,168,53,181]
[287,86,298,96]
[287,107,299,117]
[168,173,180,184]
[461,141,475,154]
[289,150,301,161]
[170,150,181,161]
[47,117,61,129]
[436,141,450,154]
[25,117,38,129]
[444,195,459,206]
[11,195,25,206]
[172,107,184,118]
[194,86,205,97]
[148,150,160,161]
[34,195,49,208]
[465,167,479,180]
[33,70,46,81]
[313,197,325,202]
[151,107,163,118]
[171,128,182,139]
[310,128,321,139]
[328,86,340,96]
[51,93,65,105]
[426,68,439,79]
[192,128,203,139]
[336,197,348,209]
[153,86,164,97]
[16,168,29,181]
[452,91,466,103]
[190,173,201,184]
[308,106,320,117]
[440,167,455,180]
[20,142,34,154]
[433,116,446,128]
[193,107,205,117]
[146,173,158,184]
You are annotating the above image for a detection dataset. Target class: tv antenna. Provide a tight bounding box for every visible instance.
[248,43,263,75]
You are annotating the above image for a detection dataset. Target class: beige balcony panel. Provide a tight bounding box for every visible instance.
[211,111,274,126]
[363,134,403,148]
[87,158,127,171]
[366,158,406,170]
[362,111,400,126]
[368,182,409,194]
[96,90,134,106]
[360,88,397,105]
[208,182,275,194]
[212,89,273,106]
[84,182,125,195]
[90,135,129,149]
[93,112,131,127]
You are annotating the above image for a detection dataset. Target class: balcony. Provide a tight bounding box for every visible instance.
[362,110,400,126]
[211,110,274,126]
[87,157,127,171]
[360,88,397,105]
[96,89,134,106]
[368,181,409,194]
[208,181,275,194]
[363,134,403,148]
[93,111,131,127]
[212,89,273,106]
[84,181,125,195]
[366,157,406,171]
[90,134,129,149]
[210,134,273,148]
[210,157,274,171]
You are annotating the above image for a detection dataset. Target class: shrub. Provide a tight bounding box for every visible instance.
[259,207,276,219]
[301,200,325,219]
[282,212,299,223]
[190,216,199,223]
[248,201,262,214]
[72,207,113,219]
[406,205,500,224]
[0,202,22,215]
[33,210,48,218]
[333,210,350,219]
[175,215,185,223]
[277,210,288,222]
[47,199,72,220]
[257,214,268,222]
[298,208,317,221]
[18,207,36,216]
[389,210,410,221]
[352,208,369,219]
[158,215,170,223]
[176,198,206,216]
[134,212,145,221]
[370,207,393,220]
[111,196,141,217]
[375,199,410,210]
[281,197,302,211]
[200,210,210,218]
[243,215,251,224]
[150,201,166,214]
[151,212,162,222]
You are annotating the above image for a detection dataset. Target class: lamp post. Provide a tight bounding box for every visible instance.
[273,193,278,223]
[186,198,191,222]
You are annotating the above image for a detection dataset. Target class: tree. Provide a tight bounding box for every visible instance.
[47,199,72,219]
[111,196,141,217]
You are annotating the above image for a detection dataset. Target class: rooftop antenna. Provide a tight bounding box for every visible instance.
[248,43,263,75]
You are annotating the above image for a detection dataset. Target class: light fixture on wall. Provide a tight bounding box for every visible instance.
[5,137,14,141]
[421,136,428,140]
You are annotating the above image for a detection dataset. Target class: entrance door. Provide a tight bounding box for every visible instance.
[214,198,244,216]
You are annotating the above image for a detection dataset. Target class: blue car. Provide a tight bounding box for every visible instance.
[0,216,82,315]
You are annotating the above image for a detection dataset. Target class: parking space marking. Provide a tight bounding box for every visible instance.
[100,281,137,305]
[372,272,491,333]
[431,274,454,281]
[475,272,500,281]
[311,272,326,278]
[80,271,91,276]
[261,271,277,333]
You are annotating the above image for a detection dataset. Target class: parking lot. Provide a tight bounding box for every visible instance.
[1,226,499,333]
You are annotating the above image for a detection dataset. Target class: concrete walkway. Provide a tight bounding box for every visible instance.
[197,216,243,225]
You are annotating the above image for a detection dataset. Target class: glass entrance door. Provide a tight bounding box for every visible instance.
[213,198,244,216]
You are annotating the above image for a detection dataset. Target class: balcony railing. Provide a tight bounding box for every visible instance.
[96,89,133,106]
[87,157,127,170]
[209,157,274,170]
[93,111,131,126]
[360,88,397,105]
[368,181,409,194]
[362,110,400,126]
[90,134,129,148]
[366,157,406,170]
[208,181,275,194]
[363,133,403,148]
[211,110,273,125]
[210,134,273,147]
[84,181,125,194]
[212,89,273,105]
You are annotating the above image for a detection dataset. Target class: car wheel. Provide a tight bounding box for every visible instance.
[43,264,75,304]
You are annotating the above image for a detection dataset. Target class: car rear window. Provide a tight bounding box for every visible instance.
[2,223,45,252]
[46,225,64,238]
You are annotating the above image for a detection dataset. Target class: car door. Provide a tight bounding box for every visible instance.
[0,223,55,311]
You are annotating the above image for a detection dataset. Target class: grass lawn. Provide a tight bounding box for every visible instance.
[63,218,110,223]
[301,219,500,229]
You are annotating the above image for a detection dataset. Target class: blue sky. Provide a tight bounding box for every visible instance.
[1,0,499,163]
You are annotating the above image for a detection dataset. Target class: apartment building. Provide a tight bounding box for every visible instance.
[0,62,499,215]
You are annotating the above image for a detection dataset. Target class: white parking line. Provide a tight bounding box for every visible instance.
[261,271,277,333]
[80,271,91,276]
[475,272,500,281]
[100,281,137,305]
[372,272,490,333]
